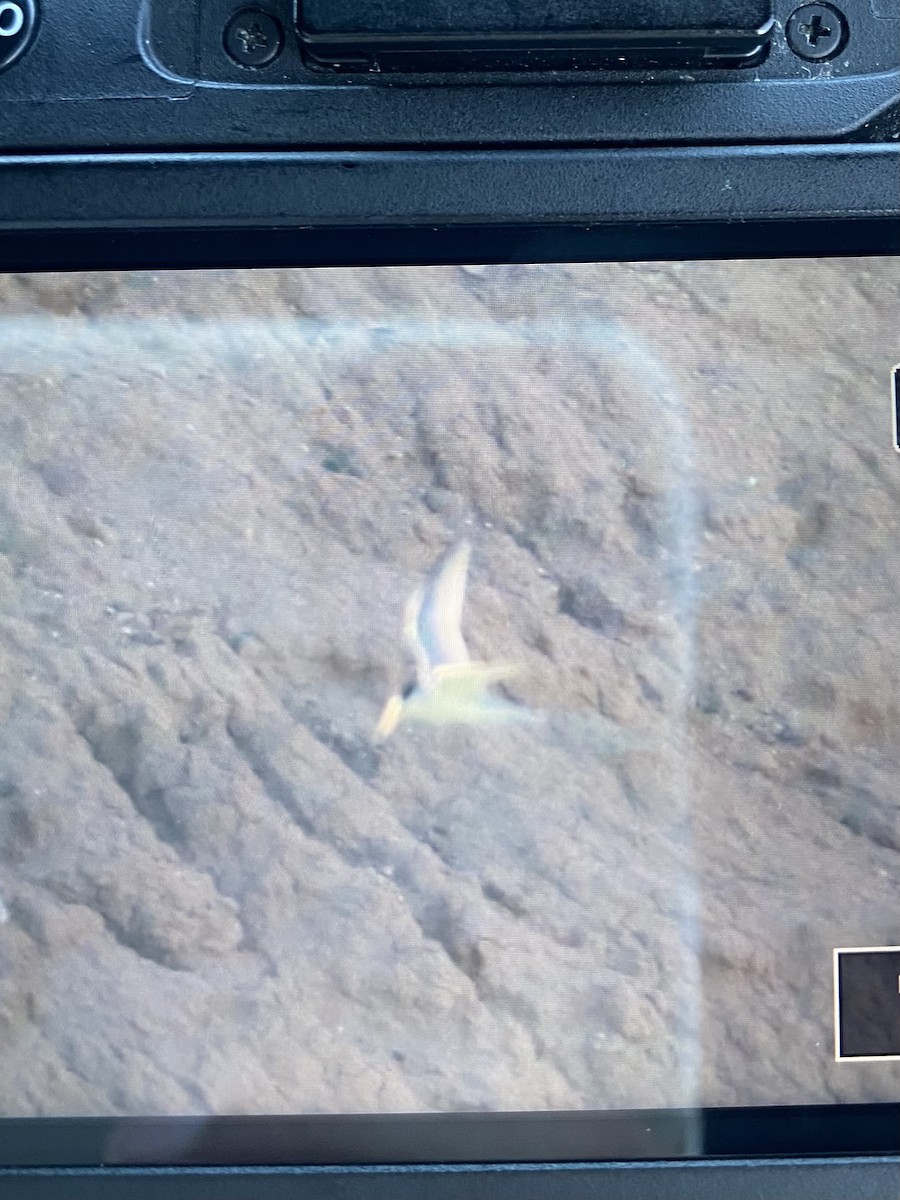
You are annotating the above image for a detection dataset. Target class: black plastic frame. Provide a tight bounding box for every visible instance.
[0,1158,898,1200]
[1,0,897,150]
[0,142,898,270]
[0,217,896,273]
[2,1105,900,1167]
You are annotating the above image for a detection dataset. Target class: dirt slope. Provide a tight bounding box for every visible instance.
[0,259,898,1116]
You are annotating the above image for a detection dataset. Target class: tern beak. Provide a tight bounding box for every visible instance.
[374,693,403,741]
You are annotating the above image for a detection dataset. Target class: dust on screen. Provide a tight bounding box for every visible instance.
[0,260,898,1118]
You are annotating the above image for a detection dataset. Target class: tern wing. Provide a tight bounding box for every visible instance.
[402,583,431,688]
[416,541,471,673]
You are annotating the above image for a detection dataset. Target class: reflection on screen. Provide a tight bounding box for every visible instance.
[0,260,898,1118]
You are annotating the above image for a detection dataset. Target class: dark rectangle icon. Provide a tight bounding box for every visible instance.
[834,947,900,1061]
[893,364,900,452]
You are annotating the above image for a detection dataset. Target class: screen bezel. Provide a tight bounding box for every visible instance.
[1,141,898,1189]
[0,140,897,272]
[0,218,897,273]
[1,1106,899,1167]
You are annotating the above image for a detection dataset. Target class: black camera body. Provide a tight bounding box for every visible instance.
[0,7,899,1200]
[0,0,897,267]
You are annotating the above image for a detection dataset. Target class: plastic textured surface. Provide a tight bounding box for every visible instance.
[0,0,894,147]
[0,139,896,268]
[299,0,774,34]
[1,1158,899,1200]
[0,143,896,227]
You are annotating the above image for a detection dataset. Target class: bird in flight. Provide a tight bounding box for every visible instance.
[374,540,526,739]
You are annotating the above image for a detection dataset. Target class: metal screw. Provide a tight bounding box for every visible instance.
[224,9,284,68]
[785,3,847,61]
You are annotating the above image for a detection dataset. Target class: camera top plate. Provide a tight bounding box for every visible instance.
[0,0,895,150]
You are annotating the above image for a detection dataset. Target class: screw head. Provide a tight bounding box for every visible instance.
[224,9,284,68]
[785,3,847,61]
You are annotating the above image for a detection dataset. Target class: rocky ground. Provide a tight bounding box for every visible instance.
[0,259,898,1118]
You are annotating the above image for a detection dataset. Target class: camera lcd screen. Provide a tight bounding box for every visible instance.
[0,259,898,1131]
